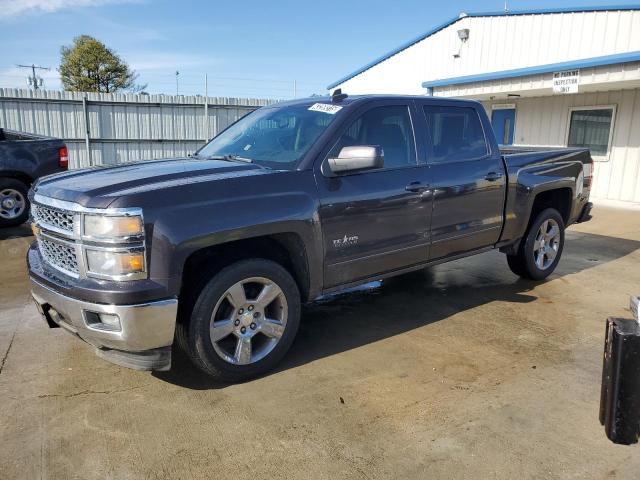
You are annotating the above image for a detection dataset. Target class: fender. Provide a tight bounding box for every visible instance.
[499,155,583,245]
[145,174,324,300]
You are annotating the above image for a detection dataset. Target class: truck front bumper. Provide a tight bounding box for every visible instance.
[30,278,178,371]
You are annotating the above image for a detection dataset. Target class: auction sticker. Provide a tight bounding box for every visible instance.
[308,103,343,115]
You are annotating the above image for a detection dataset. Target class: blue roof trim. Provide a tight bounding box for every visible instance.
[421,51,640,88]
[326,4,640,90]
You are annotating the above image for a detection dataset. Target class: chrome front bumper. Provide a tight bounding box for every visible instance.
[30,279,178,369]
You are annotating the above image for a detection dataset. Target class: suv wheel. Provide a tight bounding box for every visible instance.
[507,208,565,280]
[178,259,301,382]
[0,179,30,228]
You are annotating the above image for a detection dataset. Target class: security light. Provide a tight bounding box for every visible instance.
[453,28,470,58]
[457,29,470,42]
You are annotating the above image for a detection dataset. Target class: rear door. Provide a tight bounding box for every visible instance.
[416,101,506,260]
[315,100,432,288]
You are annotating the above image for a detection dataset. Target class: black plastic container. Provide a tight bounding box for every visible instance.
[600,317,640,445]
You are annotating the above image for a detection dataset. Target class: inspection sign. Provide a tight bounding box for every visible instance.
[553,70,580,94]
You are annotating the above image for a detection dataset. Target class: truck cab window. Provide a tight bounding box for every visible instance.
[329,105,417,169]
[423,105,488,163]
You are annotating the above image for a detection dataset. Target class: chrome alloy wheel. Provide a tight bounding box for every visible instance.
[533,218,561,270]
[0,188,26,220]
[209,277,288,365]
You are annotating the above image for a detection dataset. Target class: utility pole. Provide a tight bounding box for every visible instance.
[204,74,209,141]
[504,1,509,13]
[293,80,297,99]
[17,64,49,90]
[175,70,180,96]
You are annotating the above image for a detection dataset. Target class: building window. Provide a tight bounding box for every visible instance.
[567,106,615,159]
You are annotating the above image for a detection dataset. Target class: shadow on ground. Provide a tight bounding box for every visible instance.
[0,224,32,241]
[151,230,639,389]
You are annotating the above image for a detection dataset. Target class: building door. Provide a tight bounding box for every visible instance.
[316,102,432,289]
[491,108,516,145]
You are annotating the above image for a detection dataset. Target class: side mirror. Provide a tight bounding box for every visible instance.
[327,146,384,174]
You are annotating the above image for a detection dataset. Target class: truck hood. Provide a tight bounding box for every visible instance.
[33,157,272,208]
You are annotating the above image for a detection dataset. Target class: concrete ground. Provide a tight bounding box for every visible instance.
[1,204,639,480]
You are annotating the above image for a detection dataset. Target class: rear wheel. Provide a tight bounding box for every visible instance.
[0,179,29,228]
[507,208,565,280]
[177,259,301,382]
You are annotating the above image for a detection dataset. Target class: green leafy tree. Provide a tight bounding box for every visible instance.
[59,35,146,93]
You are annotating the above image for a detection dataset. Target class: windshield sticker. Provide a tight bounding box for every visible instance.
[308,103,343,115]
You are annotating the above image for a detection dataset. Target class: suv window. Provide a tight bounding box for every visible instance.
[423,105,488,163]
[329,105,417,169]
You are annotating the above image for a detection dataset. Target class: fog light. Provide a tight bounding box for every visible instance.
[84,311,121,331]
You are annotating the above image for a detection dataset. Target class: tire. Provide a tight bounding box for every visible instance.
[506,208,565,280]
[177,258,301,382]
[0,178,30,228]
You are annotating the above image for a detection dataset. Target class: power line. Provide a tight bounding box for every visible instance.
[16,64,50,90]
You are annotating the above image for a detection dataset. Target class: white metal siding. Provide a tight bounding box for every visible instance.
[335,9,640,94]
[482,89,640,203]
[435,61,640,99]
[0,89,275,169]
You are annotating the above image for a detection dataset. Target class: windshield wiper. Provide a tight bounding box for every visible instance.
[206,154,254,163]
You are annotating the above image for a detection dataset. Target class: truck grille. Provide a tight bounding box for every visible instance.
[32,203,74,232]
[38,236,79,275]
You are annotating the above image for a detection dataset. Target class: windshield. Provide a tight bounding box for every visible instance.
[196,103,341,170]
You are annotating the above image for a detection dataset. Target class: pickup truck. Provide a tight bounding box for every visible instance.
[27,93,593,381]
[0,128,68,227]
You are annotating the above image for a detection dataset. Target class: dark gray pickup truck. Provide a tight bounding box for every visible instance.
[0,128,68,227]
[28,93,593,381]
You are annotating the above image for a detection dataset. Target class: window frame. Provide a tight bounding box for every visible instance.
[565,105,616,162]
[321,102,420,176]
[421,104,491,164]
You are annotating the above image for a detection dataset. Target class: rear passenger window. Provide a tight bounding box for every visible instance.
[423,105,488,163]
[329,105,417,169]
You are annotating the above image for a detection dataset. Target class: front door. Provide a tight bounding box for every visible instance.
[316,102,432,289]
[491,108,516,145]
[418,102,506,260]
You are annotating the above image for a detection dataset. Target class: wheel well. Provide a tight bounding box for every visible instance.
[179,233,311,313]
[530,188,572,225]
[0,172,33,187]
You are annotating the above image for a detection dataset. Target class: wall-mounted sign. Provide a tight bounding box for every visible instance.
[553,70,580,94]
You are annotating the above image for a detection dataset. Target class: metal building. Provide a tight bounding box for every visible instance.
[328,5,640,203]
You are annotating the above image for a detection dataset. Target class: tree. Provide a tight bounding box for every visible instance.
[59,35,146,93]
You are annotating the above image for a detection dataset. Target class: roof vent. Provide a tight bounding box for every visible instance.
[459,11,468,18]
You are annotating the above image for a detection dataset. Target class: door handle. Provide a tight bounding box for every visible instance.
[485,172,504,181]
[405,181,430,193]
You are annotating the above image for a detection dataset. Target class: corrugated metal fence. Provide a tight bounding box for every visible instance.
[0,88,276,169]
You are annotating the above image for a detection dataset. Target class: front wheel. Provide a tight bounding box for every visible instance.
[177,259,301,382]
[507,208,565,280]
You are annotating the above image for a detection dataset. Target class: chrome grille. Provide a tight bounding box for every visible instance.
[32,203,74,232]
[38,236,79,275]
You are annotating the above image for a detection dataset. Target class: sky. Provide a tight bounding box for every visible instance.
[0,0,637,99]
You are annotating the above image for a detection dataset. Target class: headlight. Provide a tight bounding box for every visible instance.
[86,249,145,279]
[84,214,143,240]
